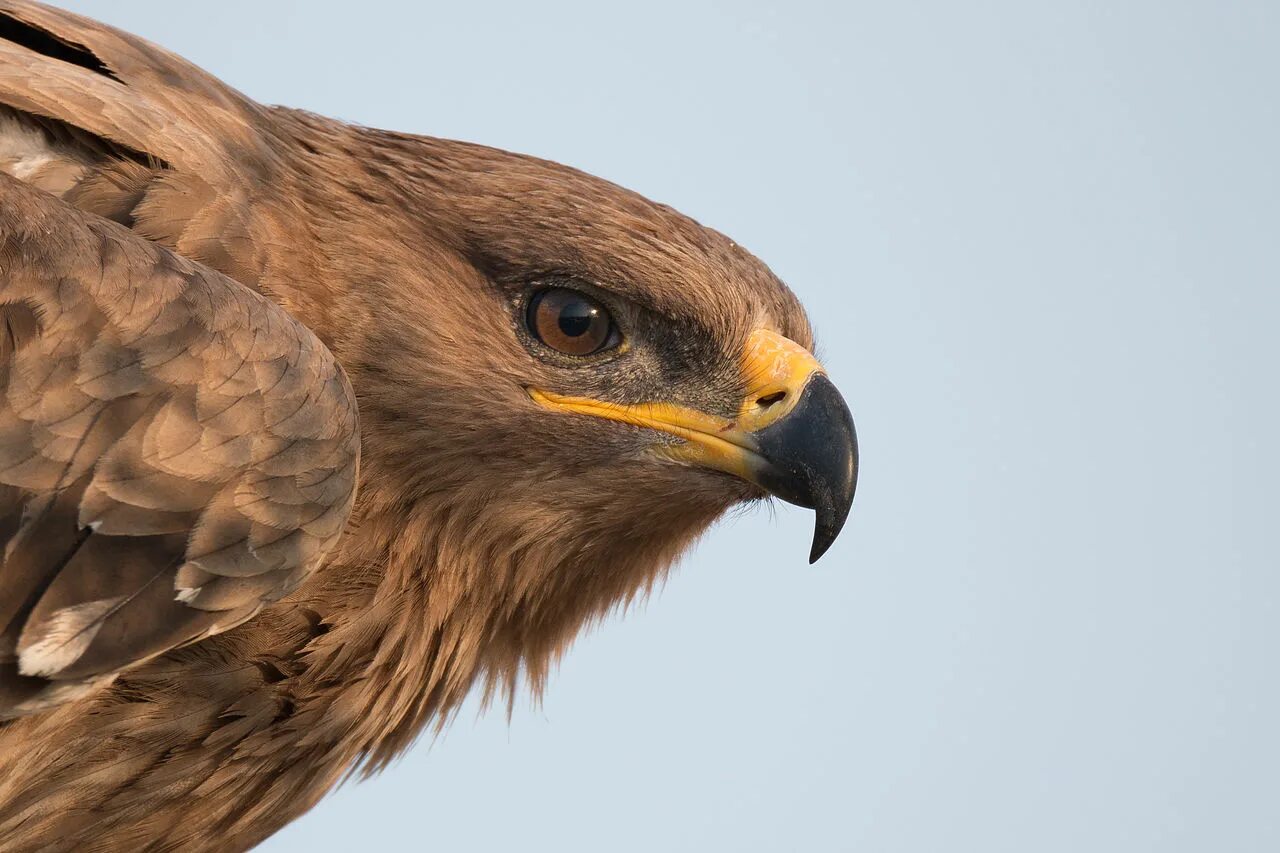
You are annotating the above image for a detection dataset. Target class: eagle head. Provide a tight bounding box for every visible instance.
[296,123,858,675]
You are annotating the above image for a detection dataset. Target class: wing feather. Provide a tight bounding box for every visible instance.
[0,0,286,303]
[0,171,359,717]
[0,0,267,172]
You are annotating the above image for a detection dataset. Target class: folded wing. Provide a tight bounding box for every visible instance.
[0,172,359,716]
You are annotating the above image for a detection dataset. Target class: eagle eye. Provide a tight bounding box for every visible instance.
[526,287,618,356]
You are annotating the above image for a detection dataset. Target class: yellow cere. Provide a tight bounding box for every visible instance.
[735,328,826,431]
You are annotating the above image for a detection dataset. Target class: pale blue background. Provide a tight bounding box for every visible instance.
[63,2,1280,851]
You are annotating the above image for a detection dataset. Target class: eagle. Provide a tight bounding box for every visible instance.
[0,2,857,849]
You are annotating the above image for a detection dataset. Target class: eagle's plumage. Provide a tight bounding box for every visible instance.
[0,3,857,850]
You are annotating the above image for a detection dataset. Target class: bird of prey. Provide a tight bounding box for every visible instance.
[0,2,857,850]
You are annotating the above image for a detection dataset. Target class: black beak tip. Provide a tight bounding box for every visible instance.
[752,373,858,565]
[809,527,837,565]
[808,424,857,564]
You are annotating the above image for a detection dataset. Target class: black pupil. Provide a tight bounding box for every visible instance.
[558,300,597,338]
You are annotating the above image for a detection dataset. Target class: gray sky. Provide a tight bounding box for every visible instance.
[61,1,1280,851]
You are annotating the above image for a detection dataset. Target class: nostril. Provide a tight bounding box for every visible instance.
[756,390,786,409]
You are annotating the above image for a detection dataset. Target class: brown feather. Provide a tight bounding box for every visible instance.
[0,161,360,692]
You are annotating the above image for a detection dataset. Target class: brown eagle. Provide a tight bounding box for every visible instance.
[0,2,857,849]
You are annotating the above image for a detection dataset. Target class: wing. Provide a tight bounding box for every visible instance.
[0,0,265,173]
[0,171,359,717]
[0,0,285,293]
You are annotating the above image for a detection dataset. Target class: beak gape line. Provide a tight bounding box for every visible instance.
[528,330,858,562]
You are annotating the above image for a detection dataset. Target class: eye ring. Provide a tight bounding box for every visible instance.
[526,287,620,356]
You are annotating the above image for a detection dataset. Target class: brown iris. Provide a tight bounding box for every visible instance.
[527,287,616,356]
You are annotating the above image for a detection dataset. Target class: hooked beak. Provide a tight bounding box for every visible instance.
[528,329,858,563]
